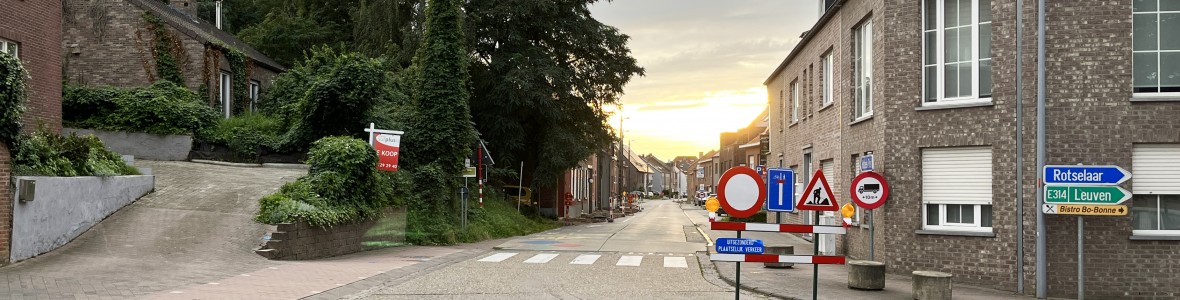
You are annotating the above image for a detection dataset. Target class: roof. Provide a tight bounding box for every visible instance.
[738,136,761,149]
[764,0,846,85]
[624,147,653,173]
[128,0,286,71]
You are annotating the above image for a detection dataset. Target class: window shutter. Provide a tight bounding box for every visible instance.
[1133,144,1180,194]
[822,160,836,200]
[922,147,992,204]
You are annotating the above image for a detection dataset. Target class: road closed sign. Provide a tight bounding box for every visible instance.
[374,133,401,172]
[850,171,889,210]
[717,166,767,219]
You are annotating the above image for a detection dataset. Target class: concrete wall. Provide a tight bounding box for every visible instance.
[255,209,408,260]
[65,128,192,161]
[10,175,155,262]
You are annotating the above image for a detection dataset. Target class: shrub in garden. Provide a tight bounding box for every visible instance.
[0,52,25,147]
[12,130,140,177]
[256,136,400,227]
[196,113,283,159]
[63,81,219,136]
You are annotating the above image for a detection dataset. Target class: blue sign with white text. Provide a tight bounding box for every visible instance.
[861,155,874,171]
[1043,165,1132,185]
[766,168,795,212]
[715,238,765,254]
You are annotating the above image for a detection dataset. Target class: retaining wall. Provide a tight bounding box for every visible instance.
[10,175,155,262]
[65,128,192,161]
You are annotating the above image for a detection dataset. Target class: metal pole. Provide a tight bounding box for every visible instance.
[736,230,741,300]
[1016,0,1026,293]
[1035,0,1048,296]
[1078,216,1084,300]
[869,209,875,261]
[813,210,820,300]
[518,162,524,214]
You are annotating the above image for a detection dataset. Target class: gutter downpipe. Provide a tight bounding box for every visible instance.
[1035,0,1048,297]
[1016,0,1025,294]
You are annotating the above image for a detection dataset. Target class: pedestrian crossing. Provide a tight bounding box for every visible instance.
[476,252,692,269]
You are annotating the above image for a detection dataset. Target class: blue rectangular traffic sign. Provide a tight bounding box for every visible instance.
[861,155,874,171]
[1043,165,1132,185]
[766,168,795,212]
[715,238,765,254]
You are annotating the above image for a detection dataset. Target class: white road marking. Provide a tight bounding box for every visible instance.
[570,254,601,265]
[478,252,518,262]
[664,256,688,268]
[617,256,643,266]
[524,253,560,264]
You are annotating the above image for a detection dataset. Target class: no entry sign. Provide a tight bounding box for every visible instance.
[717,166,767,219]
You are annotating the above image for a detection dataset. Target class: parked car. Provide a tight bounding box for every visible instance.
[502,185,533,206]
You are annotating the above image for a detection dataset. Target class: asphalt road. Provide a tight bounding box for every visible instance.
[350,199,770,300]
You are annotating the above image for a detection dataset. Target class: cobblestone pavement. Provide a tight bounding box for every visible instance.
[0,161,306,299]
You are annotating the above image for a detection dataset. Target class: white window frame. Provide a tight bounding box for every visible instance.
[923,0,992,106]
[219,72,232,118]
[925,203,992,232]
[1132,1,1180,97]
[853,20,873,119]
[0,38,18,57]
[822,52,833,107]
[1132,194,1180,235]
[249,80,261,112]
[791,80,800,123]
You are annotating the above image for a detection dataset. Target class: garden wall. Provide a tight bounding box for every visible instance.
[65,128,192,161]
[255,207,407,260]
[10,175,155,262]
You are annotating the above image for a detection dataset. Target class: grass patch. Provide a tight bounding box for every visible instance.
[454,188,560,243]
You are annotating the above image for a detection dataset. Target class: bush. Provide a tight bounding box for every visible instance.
[255,136,400,228]
[196,113,283,159]
[0,52,26,147]
[63,81,219,136]
[13,130,140,177]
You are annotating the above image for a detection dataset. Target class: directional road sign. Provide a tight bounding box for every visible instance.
[766,168,795,212]
[1043,204,1128,216]
[796,170,839,211]
[717,166,767,218]
[714,238,765,254]
[1043,165,1132,185]
[1044,185,1131,205]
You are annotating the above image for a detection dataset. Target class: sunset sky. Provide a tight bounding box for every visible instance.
[589,1,820,161]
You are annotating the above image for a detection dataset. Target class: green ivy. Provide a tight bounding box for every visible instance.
[144,13,185,85]
[63,81,219,135]
[210,42,250,116]
[0,52,25,148]
[13,130,140,177]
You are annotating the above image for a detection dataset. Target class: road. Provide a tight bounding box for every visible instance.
[349,199,769,300]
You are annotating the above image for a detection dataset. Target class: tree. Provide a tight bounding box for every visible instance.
[400,0,476,244]
[465,0,644,187]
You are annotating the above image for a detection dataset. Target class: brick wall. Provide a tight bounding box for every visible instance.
[2,0,63,132]
[1,0,62,264]
[256,218,388,260]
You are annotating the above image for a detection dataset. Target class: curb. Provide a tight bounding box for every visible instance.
[190,159,262,168]
[262,163,310,170]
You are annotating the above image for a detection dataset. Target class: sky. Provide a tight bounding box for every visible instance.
[588,0,820,161]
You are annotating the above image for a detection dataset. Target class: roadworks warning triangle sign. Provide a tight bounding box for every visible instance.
[796,170,840,211]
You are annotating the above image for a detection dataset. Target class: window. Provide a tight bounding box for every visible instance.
[853,20,873,118]
[922,147,993,232]
[791,80,800,123]
[0,38,18,57]
[1134,1,1180,95]
[1132,144,1180,234]
[219,72,232,118]
[822,52,833,107]
[249,81,261,112]
[924,0,992,104]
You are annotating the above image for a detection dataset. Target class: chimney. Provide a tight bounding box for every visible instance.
[169,0,199,18]
[215,1,222,29]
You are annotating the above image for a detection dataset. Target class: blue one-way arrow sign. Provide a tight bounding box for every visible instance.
[1043,165,1132,185]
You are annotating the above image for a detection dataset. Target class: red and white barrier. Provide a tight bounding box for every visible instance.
[710,221,847,234]
[710,253,846,264]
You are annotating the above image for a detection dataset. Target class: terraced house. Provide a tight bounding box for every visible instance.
[766,0,1180,298]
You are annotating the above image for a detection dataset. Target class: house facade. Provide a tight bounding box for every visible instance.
[62,0,284,118]
[0,0,64,265]
[766,0,1180,298]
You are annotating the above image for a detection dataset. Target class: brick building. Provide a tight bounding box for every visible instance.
[765,0,1180,298]
[62,0,284,118]
[0,0,64,264]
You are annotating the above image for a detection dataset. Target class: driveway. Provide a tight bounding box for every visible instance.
[0,161,305,298]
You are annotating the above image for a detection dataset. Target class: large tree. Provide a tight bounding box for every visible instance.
[401,0,475,244]
[465,0,644,186]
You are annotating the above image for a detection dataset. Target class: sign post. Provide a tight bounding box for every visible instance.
[792,170,840,300]
[850,171,890,261]
[1042,164,1132,300]
[715,166,766,300]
